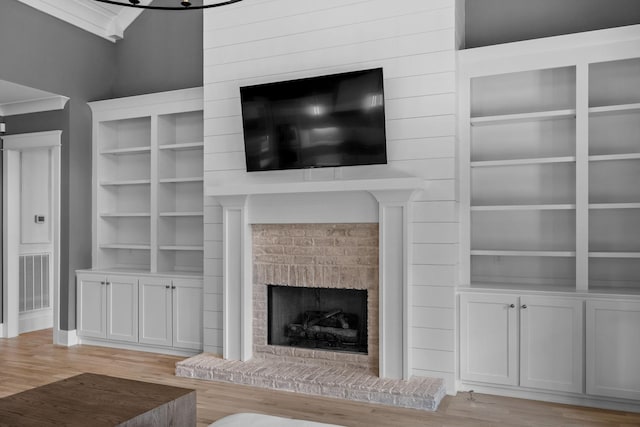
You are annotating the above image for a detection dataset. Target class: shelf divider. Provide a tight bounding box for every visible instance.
[588,153,640,162]
[471,204,576,211]
[471,156,576,167]
[471,250,577,257]
[100,244,151,250]
[100,179,151,186]
[589,203,640,210]
[159,211,204,217]
[575,62,589,291]
[100,146,151,155]
[589,102,640,116]
[158,142,204,151]
[470,109,576,126]
[158,245,204,251]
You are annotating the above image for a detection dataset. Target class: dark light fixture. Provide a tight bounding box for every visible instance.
[92,0,243,10]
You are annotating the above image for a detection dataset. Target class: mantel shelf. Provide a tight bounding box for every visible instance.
[206,168,424,197]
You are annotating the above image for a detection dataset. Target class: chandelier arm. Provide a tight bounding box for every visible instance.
[92,0,243,10]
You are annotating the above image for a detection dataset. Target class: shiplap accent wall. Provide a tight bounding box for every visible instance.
[203,0,459,391]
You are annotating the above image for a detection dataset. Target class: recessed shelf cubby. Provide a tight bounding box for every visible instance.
[159,111,204,146]
[472,163,576,206]
[470,66,576,117]
[472,210,576,252]
[98,117,151,152]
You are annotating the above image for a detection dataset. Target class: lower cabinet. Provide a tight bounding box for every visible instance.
[459,293,519,385]
[586,300,640,400]
[139,277,203,350]
[460,293,583,393]
[77,271,202,353]
[77,273,138,343]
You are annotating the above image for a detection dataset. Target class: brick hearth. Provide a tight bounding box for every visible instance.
[176,355,446,411]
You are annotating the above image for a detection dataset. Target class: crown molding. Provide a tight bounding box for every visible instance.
[16,0,151,42]
[0,96,70,116]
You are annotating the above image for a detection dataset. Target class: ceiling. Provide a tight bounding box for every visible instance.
[15,0,150,42]
[7,0,640,114]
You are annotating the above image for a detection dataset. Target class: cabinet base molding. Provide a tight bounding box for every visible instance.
[77,337,201,358]
[457,382,640,414]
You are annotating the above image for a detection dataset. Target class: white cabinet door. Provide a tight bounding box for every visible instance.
[460,293,519,385]
[77,273,107,339]
[520,296,583,393]
[172,278,203,350]
[139,277,172,347]
[586,300,640,400]
[106,275,138,343]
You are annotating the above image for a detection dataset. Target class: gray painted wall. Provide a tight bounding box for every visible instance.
[0,1,115,330]
[0,0,203,330]
[113,4,203,98]
[466,0,640,48]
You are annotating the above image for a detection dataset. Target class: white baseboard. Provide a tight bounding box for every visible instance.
[55,329,78,346]
[0,323,4,337]
[19,310,53,334]
[457,382,640,414]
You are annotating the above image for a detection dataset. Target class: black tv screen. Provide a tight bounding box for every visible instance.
[240,68,387,172]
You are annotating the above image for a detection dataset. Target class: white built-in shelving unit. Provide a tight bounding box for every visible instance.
[76,88,204,355]
[457,26,640,408]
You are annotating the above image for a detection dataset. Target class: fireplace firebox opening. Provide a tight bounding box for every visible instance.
[267,285,368,354]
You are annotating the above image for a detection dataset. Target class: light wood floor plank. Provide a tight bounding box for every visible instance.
[1,329,639,426]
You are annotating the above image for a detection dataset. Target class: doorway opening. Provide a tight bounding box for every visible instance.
[2,131,61,339]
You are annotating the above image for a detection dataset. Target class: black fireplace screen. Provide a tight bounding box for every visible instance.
[267,285,368,354]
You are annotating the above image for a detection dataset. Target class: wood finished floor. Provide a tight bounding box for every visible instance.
[1,329,639,427]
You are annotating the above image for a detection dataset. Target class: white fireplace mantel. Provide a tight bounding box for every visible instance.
[206,165,423,197]
[210,167,424,380]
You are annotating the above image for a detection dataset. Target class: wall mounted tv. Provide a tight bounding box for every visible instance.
[240,68,387,172]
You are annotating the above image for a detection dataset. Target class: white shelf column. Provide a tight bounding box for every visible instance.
[575,62,589,291]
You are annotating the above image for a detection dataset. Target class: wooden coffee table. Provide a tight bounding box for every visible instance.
[0,373,196,426]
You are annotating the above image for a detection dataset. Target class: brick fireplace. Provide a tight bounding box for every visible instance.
[177,172,450,410]
[252,223,379,372]
[207,170,423,380]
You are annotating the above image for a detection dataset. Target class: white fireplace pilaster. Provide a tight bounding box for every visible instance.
[371,190,415,380]
[217,195,252,361]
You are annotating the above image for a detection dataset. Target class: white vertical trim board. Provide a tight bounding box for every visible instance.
[3,149,21,338]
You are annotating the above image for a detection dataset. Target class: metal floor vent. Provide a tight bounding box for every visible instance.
[19,253,51,313]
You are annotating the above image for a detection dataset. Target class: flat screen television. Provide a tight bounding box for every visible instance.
[240,68,387,172]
